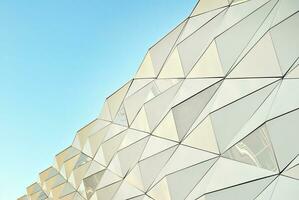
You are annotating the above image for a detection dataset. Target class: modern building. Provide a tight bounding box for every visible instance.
[19,0,299,199]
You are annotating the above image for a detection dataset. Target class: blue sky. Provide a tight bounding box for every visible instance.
[0,0,196,199]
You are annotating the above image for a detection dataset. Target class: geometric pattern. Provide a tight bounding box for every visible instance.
[19,0,299,199]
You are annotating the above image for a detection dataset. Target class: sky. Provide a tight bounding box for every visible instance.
[0,0,197,199]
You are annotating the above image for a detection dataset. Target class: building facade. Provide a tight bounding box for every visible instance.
[19,0,299,199]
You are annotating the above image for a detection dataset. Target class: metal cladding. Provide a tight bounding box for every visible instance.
[19,0,299,199]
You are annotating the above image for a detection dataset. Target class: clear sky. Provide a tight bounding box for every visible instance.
[0,0,196,199]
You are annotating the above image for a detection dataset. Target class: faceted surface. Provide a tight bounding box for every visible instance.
[19,0,299,199]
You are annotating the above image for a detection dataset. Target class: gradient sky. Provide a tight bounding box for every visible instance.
[0,0,196,199]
